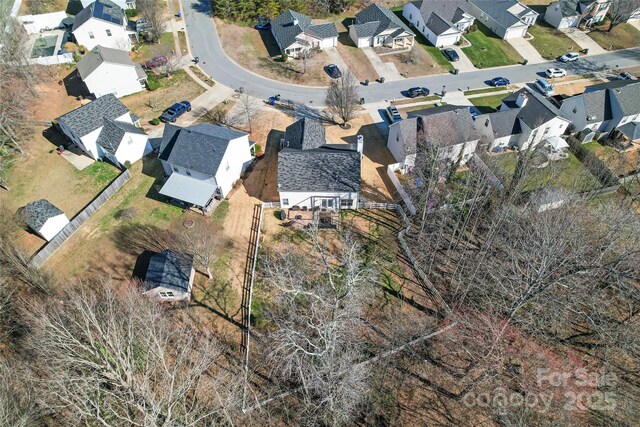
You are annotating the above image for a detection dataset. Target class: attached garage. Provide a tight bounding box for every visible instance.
[503,24,528,39]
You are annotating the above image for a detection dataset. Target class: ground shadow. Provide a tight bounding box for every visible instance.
[66,0,83,15]
[112,223,176,257]
[275,100,333,123]
[243,129,282,201]
[132,250,155,280]
[42,126,69,150]
[190,0,212,15]
[63,69,91,98]
[258,29,281,58]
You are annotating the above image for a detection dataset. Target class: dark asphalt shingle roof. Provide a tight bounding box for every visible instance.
[57,94,130,138]
[468,0,536,29]
[73,0,124,31]
[412,0,471,34]
[485,109,522,138]
[283,118,326,150]
[426,13,454,35]
[502,88,564,128]
[278,146,361,193]
[271,9,337,51]
[415,107,481,147]
[76,45,135,79]
[609,81,640,117]
[21,199,65,231]
[392,117,418,158]
[305,22,339,39]
[617,121,640,140]
[144,250,193,293]
[352,3,415,38]
[96,118,146,154]
[159,124,247,176]
[583,90,612,122]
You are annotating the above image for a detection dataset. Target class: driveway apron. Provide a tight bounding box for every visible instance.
[507,37,545,64]
[361,47,404,81]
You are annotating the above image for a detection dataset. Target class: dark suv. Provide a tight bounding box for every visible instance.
[442,48,459,62]
[406,87,430,98]
[160,101,192,123]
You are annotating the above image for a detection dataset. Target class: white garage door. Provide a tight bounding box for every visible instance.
[436,33,460,47]
[504,26,527,39]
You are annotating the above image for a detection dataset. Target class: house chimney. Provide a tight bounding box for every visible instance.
[516,92,528,108]
[356,135,364,159]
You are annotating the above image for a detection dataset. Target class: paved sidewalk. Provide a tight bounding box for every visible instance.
[507,37,545,64]
[451,46,476,72]
[361,47,404,81]
[442,91,473,106]
[560,28,607,55]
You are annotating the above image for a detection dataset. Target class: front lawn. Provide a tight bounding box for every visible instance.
[393,11,454,72]
[470,93,509,113]
[133,32,175,63]
[461,22,523,68]
[588,24,640,50]
[528,23,580,60]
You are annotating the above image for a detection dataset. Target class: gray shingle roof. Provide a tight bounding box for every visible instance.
[617,121,640,140]
[609,81,640,117]
[485,109,522,138]
[414,107,481,147]
[392,117,418,158]
[413,0,471,34]
[21,199,65,231]
[502,88,564,128]
[96,118,146,154]
[283,118,326,150]
[583,90,612,122]
[352,3,415,38]
[144,250,193,293]
[278,147,361,193]
[76,45,135,79]
[426,12,455,35]
[271,9,337,51]
[159,124,247,177]
[57,94,130,138]
[73,0,124,31]
[468,0,536,29]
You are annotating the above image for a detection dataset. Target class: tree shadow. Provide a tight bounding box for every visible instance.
[63,69,91,99]
[190,0,212,15]
[111,223,177,257]
[275,100,332,123]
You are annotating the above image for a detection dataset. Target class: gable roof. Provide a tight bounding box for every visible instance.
[502,88,564,128]
[271,9,338,50]
[391,117,419,158]
[484,109,522,138]
[76,45,135,79]
[73,0,124,31]
[278,146,361,193]
[468,0,537,29]
[553,0,600,18]
[158,124,247,176]
[412,0,472,35]
[617,121,640,140]
[283,118,326,150]
[609,81,640,117]
[96,118,146,155]
[57,94,130,138]
[414,107,481,147]
[21,199,65,231]
[144,250,193,293]
[352,3,415,38]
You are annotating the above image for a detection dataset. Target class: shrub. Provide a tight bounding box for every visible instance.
[116,207,138,220]
[72,52,82,62]
[281,53,288,62]
[125,8,138,18]
[146,74,160,91]
[150,118,160,125]
[123,161,131,169]
[468,25,477,32]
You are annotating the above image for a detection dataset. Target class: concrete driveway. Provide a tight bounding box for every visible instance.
[361,47,404,81]
[323,47,351,77]
[560,28,607,55]
[507,37,545,64]
[449,46,476,73]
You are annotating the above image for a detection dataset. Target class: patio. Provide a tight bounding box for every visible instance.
[283,206,338,230]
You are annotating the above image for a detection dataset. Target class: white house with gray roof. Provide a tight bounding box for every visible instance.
[81,0,135,11]
[73,0,132,51]
[349,3,415,48]
[157,124,253,211]
[270,10,338,58]
[143,250,194,302]
[466,0,538,39]
[402,0,475,47]
[19,200,70,242]
[76,46,146,98]
[56,94,150,166]
[278,118,362,210]
[544,0,610,29]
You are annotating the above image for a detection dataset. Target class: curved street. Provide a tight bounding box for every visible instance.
[181,0,640,106]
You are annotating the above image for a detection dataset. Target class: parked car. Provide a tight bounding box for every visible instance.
[406,87,429,98]
[326,64,342,79]
[490,77,510,87]
[385,105,402,123]
[160,101,192,123]
[618,71,638,80]
[143,56,168,70]
[545,67,566,78]
[442,48,459,62]
[136,18,150,32]
[558,52,579,62]
[535,78,554,96]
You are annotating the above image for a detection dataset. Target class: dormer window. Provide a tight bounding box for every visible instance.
[106,29,112,37]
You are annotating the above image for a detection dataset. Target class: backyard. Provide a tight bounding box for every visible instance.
[527,23,581,60]
[584,140,640,177]
[588,23,640,50]
[461,22,523,68]
[469,93,509,114]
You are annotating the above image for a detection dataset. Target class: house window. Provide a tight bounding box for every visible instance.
[158,291,175,299]
[186,170,191,176]
[340,199,352,208]
[88,31,95,39]
[106,29,112,37]
[282,199,289,206]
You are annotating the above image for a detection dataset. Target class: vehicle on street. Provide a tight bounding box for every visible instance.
[535,78,555,96]
[619,71,638,80]
[406,87,430,98]
[545,68,566,78]
[160,101,192,123]
[326,64,342,79]
[144,56,168,70]
[490,77,510,87]
[558,52,579,62]
[385,105,402,123]
[442,48,459,62]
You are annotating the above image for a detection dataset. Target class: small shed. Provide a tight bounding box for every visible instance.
[19,199,69,241]
[143,250,195,302]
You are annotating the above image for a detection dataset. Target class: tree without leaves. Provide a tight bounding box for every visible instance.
[137,0,164,43]
[607,0,640,31]
[325,71,359,125]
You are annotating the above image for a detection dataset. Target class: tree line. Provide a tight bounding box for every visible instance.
[211,0,358,23]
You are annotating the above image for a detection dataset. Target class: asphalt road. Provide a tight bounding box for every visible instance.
[181,0,640,106]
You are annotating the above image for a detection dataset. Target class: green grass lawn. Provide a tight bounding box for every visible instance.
[583,140,630,175]
[76,161,120,187]
[588,24,640,50]
[528,24,579,60]
[393,11,454,71]
[470,93,508,113]
[461,22,524,68]
[492,151,602,193]
[464,86,513,96]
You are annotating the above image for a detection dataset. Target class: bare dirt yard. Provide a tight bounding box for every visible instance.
[380,45,449,78]
[552,77,607,96]
[335,27,379,83]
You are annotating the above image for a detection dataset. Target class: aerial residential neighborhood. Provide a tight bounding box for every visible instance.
[1,0,640,425]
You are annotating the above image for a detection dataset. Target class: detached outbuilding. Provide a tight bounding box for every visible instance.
[143,250,195,302]
[19,199,69,241]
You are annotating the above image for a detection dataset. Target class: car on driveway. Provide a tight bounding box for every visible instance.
[160,101,191,123]
[406,87,430,98]
[143,56,168,70]
[490,77,510,87]
[385,105,402,123]
[326,64,342,79]
[618,71,638,80]
[535,78,555,96]
[558,52,579,62]
[545,67,566,78]
[442,48,459,62]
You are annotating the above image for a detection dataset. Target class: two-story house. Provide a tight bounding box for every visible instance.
[402,0,475,47]
[76,45,146,98]
[157,124,253,212]
[270,10,338,58]
[73,0,132,51]
[544,0,610,29]
[466,0,538,39]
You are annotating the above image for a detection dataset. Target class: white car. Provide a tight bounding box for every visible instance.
[545,68,567,78]
[559,52,579,62]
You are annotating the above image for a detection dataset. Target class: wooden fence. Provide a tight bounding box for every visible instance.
[30,169,132,268]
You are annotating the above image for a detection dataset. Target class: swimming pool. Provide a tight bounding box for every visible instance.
[31,35,58,58]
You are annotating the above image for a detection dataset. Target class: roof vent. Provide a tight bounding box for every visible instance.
[293,18,298,25]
